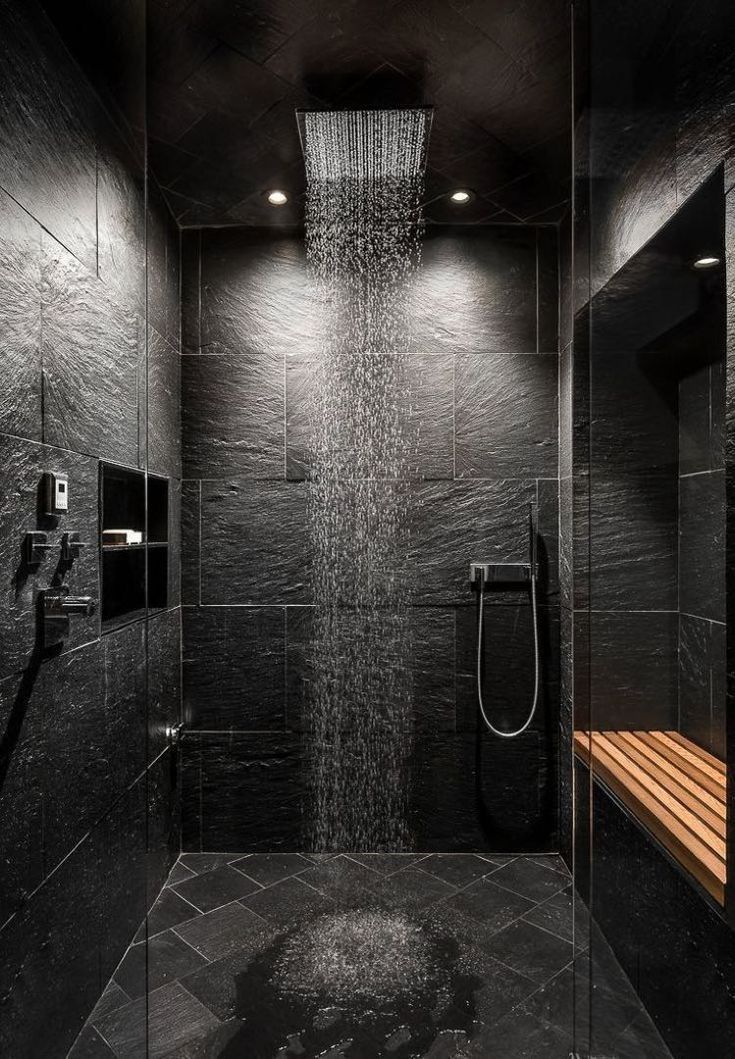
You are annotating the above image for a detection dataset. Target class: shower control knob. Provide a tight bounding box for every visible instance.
[61,532,90,561]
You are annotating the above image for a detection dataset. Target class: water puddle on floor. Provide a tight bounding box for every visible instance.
[211,905,479,1057]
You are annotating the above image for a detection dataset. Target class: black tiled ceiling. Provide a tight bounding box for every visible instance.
[148,0,571,227]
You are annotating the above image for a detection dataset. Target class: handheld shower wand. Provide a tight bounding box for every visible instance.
[471,504,540,739]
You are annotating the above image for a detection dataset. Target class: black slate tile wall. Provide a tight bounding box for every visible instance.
[679,470,726,623]
[582,2,735,298]
[285,352,456,481]
[0,0,98,270]
[454,354,559,478]
[678,614,726,760]
[182,351,284,479]
[0,191,42,440]
[0,2,182,1056]
[677,303,727,757]
[181,224,560,855]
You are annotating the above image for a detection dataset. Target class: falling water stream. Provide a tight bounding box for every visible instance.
[303,109,431,851]
[211,113,483,1058]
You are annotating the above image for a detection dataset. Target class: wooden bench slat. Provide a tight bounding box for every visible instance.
[607,733,726,836]
[636,732,724,798]
[589,734,725,860]
[573,730,726,905]
[664,731,726,776]
[653,732,726,785]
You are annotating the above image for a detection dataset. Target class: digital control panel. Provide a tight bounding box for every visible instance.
[45,472,69,515]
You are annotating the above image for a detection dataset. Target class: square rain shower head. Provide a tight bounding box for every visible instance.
[295,108,433,182]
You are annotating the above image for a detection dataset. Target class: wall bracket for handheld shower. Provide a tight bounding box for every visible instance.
[469,562,532,587]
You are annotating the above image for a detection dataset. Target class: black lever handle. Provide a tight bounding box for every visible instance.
[61,532,90,561]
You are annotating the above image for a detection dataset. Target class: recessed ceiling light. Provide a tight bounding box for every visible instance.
[692,255,720,269]
[267,189,288,206]
[449,189,472,204]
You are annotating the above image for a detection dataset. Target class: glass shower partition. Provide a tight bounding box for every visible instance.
[574,2,733,1048]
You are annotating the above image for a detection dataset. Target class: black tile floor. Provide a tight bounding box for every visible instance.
[69,853,672,1058]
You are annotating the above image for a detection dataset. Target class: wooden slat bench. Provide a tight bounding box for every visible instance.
[573,730,727,904]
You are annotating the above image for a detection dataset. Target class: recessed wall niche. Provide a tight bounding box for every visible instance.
[100,463,169,629]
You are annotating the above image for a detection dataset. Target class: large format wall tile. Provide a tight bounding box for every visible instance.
[41,234,140,466]
[147,327,182,479]
[148,179,180,350]
[181,733,303,851]
[672,1,735,199]
[101,621,147,794]
[181,480,201,605]
[285,605,456,734]
[589,350,678,476]
[200,480,309,604]
[0,435,100,682]
[588,128,678,298]
[407,479,553,604]
[183,352,284,479]
[169,479,182,608]
[559,343,573,480]
[587,612,678,730]
[284,606,314,731]
[0,665,45,925]
[537,478,560,602]
[0,0,97,270]
[145,746,180,909]
[588,473,678,611]
[571,474,590,611]
[0,773,149,1059]
[678,614,726,760]
[0,816,106,1058]
[95,774,149,980]
[558,214,573,351]
[286,352,454,480]
[679,470,725,623]
[200,229,318,355]
[2,638,126,891]
[559,476,573,611]
[0,190,42,440]
[97,132,146,315]
[537,226,559,353]
[409,608,457,732]
[558,605,573,862]
[181,230,201,355]
[409,229,538,353]
[455,353,558,478]
[679,359,725,476]
[43,641,111,872]
[183,606,286,731]
[410,731,556,853]
[148,608,182,763]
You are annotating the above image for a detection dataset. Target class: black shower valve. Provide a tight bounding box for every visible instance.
[470,562,531,587]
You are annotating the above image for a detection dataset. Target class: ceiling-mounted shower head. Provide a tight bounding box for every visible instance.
[295,108,433,182]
